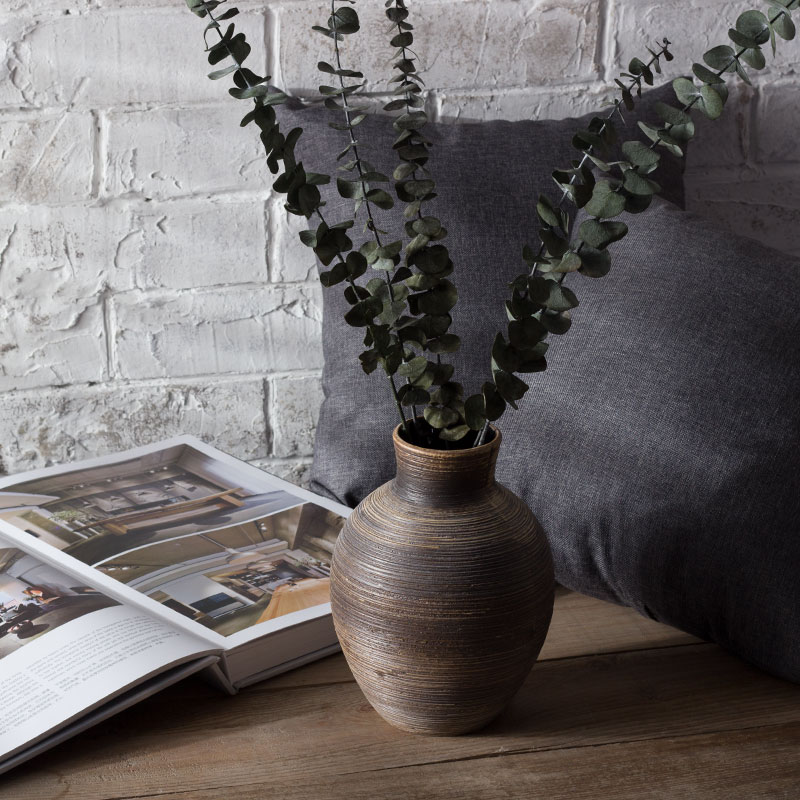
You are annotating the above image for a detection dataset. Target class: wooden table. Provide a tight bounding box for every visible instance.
[3,587,799,799]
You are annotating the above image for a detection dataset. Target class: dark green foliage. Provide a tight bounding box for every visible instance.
[186,0,799,450]
[473,1,797,446]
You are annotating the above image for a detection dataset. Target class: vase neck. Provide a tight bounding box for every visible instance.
[392,426,501,504]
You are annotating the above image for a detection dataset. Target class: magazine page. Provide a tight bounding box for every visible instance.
[0,534,217,765]
[0,436,350,651]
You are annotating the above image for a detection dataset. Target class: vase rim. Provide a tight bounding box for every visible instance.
[392,422,501,459]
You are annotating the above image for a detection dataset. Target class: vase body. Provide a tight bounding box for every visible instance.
[330,425,554,735]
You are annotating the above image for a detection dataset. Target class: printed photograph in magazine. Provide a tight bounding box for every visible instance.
[0,441,346,639]
[0,548,118,657]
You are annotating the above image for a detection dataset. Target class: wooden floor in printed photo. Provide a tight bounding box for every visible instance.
[2,586,799,799]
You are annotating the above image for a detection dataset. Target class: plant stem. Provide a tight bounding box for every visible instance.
[330,2,387,273]
[315,207,410,433]
[527,41,671,283]
[329,1,425,436]
[650,9,786,152]
[474,43,672,449]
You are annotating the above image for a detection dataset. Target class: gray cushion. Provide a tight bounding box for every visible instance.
[310,170,800,681]
[283,85,685,501]
[296,91,798,681]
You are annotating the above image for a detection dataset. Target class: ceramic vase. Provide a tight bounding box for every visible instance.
[330,424,554,735]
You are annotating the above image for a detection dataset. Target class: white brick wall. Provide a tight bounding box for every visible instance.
[1,0,798,484]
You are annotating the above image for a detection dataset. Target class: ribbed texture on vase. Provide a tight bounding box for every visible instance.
[330,425,555,735]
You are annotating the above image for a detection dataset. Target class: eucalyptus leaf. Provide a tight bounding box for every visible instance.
[464,394,487,430]
[423,405,460,429]
[704,44,737,72]
[584,181,626,219]
[397,355,428,381]
[482,382,506,421]
[621,140,660,171]
[438,425,470,442]
[493,370,528,409]
[736,9,771,44]
[579,219,628,249]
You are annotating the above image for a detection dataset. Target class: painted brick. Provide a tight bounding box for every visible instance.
[0,203,134,293]
[274,0,599,95]
[0,1,93,15]
[269,372,324,457]
[0,379,268,475]
[437,84,614,122]
[113,283,323,379]
[105,105,269,200]
[0,112,94,203]
[0,11,266,109]
[610,0,798,83]
[249,457,313,488]
[269,196,317,282]
[0,303,106,393]
[120,199,269,290]
[0,205,126,391]
[754,82,800,165]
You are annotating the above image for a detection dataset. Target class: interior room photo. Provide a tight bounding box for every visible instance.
[96,503,344,635]
[0,443,303,566]
[0,0,798,795]
[0,548,117,658]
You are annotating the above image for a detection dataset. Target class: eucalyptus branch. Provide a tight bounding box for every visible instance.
[470,41,673,448]
[473,0,798,448]
[377,0,469,445]
[529,40,673,281]
[187,0,799,452]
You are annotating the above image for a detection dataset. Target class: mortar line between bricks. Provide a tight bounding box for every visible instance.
[101,286,117,380]
[266,5,282,91]
[597,0,611,83]
[264,375,274,457]
[1,371,324,398]
[90,109,107,199]
[265,194,279,284]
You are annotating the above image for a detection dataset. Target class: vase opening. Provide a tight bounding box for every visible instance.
[392,423,501,504]
[396,417,497,451]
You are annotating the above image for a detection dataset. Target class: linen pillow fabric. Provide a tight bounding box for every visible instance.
[506,199,800,683]
[309,154,800,681]
[283,86,686,505]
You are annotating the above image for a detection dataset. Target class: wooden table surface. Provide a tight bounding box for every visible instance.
[3,587,799,799]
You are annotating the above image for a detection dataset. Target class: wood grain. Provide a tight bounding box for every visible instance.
[539,585,701,660]
[126,723,800,800]
[330,425,555,734]
[1,592,795,800]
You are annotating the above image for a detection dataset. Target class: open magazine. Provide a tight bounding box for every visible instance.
[0,435,349,774]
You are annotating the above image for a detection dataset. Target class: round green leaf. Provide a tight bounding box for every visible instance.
[482,381,506,421]
[699,84,724,119]
[438,425,470,442]
[423,405,460,429]
[579,219,629,249]
[493,370,528,409]
[464,394,486,431]
[692,63,726,85]
[703,44,737,72]
[736,9,771,44]
[621,140,660,171]
[584,181,626,219]
[329,6,360,35]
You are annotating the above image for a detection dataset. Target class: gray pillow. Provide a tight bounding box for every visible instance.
[510,199,800,683]
[286,86,685,502]
[311,165,800,681]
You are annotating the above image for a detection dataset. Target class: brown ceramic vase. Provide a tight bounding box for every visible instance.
[330,424,555,735]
